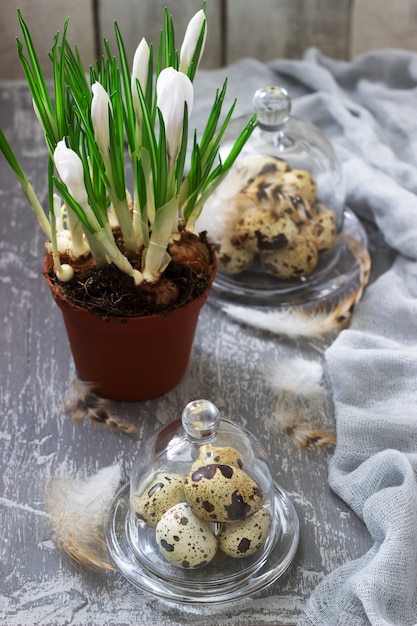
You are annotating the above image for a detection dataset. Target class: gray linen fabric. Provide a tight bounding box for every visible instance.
[301,257,417,626]
[283,50,417,626]
[196,48,417,625]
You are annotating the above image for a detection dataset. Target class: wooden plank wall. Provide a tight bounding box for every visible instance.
[1,0,417,80]
[0,0,96,80]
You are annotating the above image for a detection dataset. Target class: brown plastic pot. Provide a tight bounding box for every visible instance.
[44,257,214,401]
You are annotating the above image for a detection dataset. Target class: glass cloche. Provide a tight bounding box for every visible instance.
[105,400,299,604]
[197,86,367,307]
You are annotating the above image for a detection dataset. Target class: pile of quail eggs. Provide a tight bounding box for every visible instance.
[134,444,271,569]
[201,153,337,279]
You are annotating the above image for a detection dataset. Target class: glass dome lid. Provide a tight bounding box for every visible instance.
[197,86,367,308]
[105,400,299,604]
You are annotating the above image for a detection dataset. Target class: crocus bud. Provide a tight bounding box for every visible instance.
[131,37,150,111]
[54,140,88,205]
[54,140,91,257]
[156,67,193,162]
[179,9,207,75]
[91,82,111,157]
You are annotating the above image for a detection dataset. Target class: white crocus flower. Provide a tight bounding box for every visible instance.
[131,38,150,120]
[157,67,193,164]
[91,82,137,253]
[91,82,111,158]
[179,9,207,75]
[54,140,89,207]
[54,140,92,257]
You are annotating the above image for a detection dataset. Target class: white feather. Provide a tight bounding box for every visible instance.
[46,464,122,570]
[222,303,342,338]
[265,357,324,397]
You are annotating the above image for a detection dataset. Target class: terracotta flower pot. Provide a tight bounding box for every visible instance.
[44,257,214,401]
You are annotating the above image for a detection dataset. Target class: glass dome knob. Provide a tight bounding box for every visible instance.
[253,85,291,131]
[181,399,221,441]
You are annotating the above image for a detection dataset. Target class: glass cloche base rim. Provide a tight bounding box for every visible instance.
[105,482,299,605]
[210,206,368,307]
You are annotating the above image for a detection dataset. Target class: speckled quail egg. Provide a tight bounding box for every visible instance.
[313,203,337,252]
[289,194,315,226]
[277,169,317,205]
[215,237,255,274]
[232,195,298,253]
[261,225,319,278]
[191,445,244,473]
[218,507,272,559]
[227,191,265,251]
[155,502,217,569]
[235,154,290,182]
[134,473,185,529]
[184,463,265,523]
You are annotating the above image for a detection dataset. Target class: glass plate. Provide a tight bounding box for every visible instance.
[105,482,299,605]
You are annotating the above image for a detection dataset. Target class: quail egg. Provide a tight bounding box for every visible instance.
[155,502,217,569]
[288,194,315,226]
[232,196,298,252]
[191,445,244,473]
[184,463,265,522]
[277,169,317,204]
[215,237,255,274]
[261,225,319,278]
[134,473,185,528]
[218,507,272,558]
[313,203,337,252]
[235,154,290,182]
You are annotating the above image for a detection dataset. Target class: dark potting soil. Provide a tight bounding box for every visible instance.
[47,231,216,318]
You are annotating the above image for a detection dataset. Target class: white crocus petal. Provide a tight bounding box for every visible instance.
[54,140,88,206]
[157,68,193,162]
[91,82,111,157]
[131,38,150,107]
[179,9,207,74]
